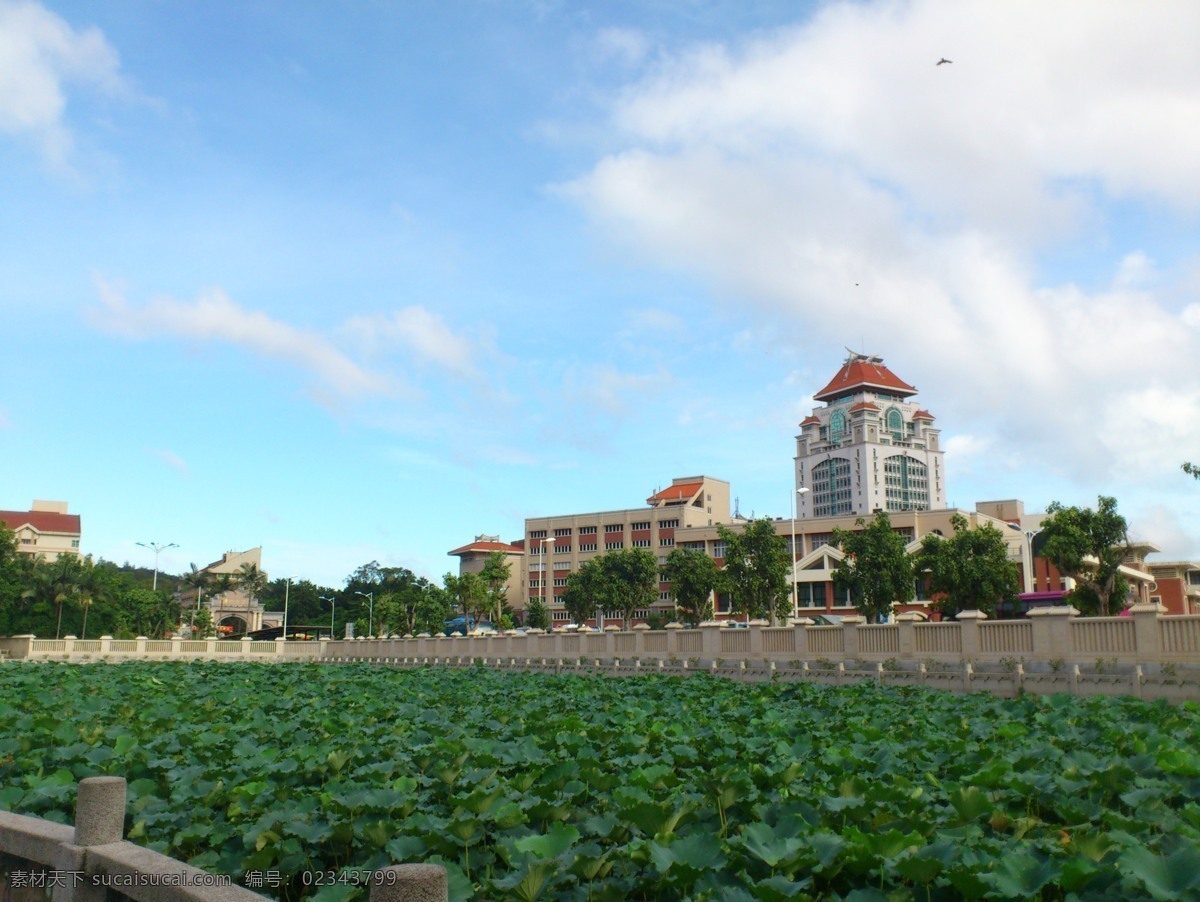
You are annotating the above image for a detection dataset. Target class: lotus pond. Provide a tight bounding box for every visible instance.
[1,662,1199,900]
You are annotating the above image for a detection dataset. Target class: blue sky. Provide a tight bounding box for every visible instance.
[3,0,1199,587]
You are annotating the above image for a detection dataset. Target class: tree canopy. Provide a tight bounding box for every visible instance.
[1039,495,1131,616]
[916,514,1019,618]
[718,518,790,625]
[830,511,915,623]
[663,548,717,626]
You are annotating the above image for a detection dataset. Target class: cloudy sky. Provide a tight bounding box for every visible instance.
[3,0,1198,587]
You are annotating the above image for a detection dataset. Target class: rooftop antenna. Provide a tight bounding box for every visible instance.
[733,496,742,519]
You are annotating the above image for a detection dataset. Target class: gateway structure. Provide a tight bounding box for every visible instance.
[795,352,946,519]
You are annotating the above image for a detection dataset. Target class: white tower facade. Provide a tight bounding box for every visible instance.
[795,353,946,519]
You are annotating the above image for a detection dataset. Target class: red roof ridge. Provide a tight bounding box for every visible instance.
[647,482,702,504]
[448,540,523,556]
[0,509,82,534]
[800,415,821,426]
[913,409,935,420]
[849,401,880,412]
[814,354,917,402]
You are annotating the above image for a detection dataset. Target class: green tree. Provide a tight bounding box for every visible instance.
[561,561,604,628]
[831,511,915,623]
[479,552,513,625]
[235,563,267,610]
[1184,462,1199,480]
[443,571,487,627]
[916,514,1019,619]
[413,585,453,635]
[663,548,717,626]
[601,548,658,629]
[525,595,551,630]
[718,518,790,625]
[193,606,214,638]
[179,563,212,632]
[1039,495,1132,616]
[22,554,84,639]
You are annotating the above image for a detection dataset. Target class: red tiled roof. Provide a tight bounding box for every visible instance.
[447,541,523,556]
[0,510,81,535]
[913,409,935,420]
[814,355,917,402]
[800,415,821,426]
[849,401,880,413]
[648,482,702,504]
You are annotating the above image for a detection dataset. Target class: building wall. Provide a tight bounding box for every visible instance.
[0,500,82,563]
[522,476,731,624]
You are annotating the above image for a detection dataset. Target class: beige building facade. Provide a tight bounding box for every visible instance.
[523,476,731,624]
[447,535,525,611]
[178,547,270,635]
[796,353,947,519]
[0,501,82,562]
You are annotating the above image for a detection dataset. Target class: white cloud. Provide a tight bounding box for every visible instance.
[595,27,650,67]
[0,0,124,166]
[341,307,480,377]
[91,280,393,401]
[148,448,189,477]
[564,0,1200,488]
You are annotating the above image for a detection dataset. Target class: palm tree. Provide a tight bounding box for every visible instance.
[22,555,83,639]
[76,562,105,640]
[180,563,212,632]
[235,563,267,609]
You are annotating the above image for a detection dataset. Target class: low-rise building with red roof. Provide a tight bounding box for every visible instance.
[0,501,81,562]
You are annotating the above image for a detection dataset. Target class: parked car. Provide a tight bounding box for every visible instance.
[443,617,475,636]
[470,622,499,636]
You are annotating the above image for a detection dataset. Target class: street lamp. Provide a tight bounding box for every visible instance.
[136,541,178,592]
[1007,524,1042,595]
[319,595,336,638]
[790,487,811,621]
[541,537,555,625]
[282,577,293,642]
[355,590,374,637]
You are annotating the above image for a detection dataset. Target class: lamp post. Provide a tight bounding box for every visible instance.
[136,541,178,592]
[355,590,374,637]
[790,487,811,620]
[1007,525,1042,595]
[319,595,335,638]
[282,577,293,642]
[541,537,554,625]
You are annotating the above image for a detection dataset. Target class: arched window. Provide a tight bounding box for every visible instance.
[829,409,846,441]
[885,407,904,438]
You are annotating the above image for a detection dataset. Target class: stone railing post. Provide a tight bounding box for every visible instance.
[1129,602,1166,664]
[275,637,286,656]
[99,635,112,656]
[135,636,148,655]
[206,638,218,655]
[75,776,127,846]
[241,635,253,655]
[9,634,36,659]
[370,864,448,901]
[700,622,722,658]
[793,620,811,658]
[632,623,650,655]
[894,613,919,660]
[170,636,183,656]
[1028,606,1078,661]
[748,622,766,656]
[63,635,77,656]
[956,610,987,658]
[318,636,331,659]
[665,622,682,657]
[841,616,865,660]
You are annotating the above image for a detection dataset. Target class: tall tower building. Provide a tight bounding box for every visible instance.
[795,352,946,519]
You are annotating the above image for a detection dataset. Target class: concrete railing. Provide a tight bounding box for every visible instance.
[0,777,447,901]
[3,605,1198,700]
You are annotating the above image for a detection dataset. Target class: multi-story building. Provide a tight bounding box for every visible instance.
[795,353,946,518]
[177,547,270,635]
[522,476,731,624]
[1146,561,1200,615]
[447,535,525,606]
[0,501,81,562]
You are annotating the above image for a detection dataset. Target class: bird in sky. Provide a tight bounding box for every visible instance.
[937,58,953,65]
